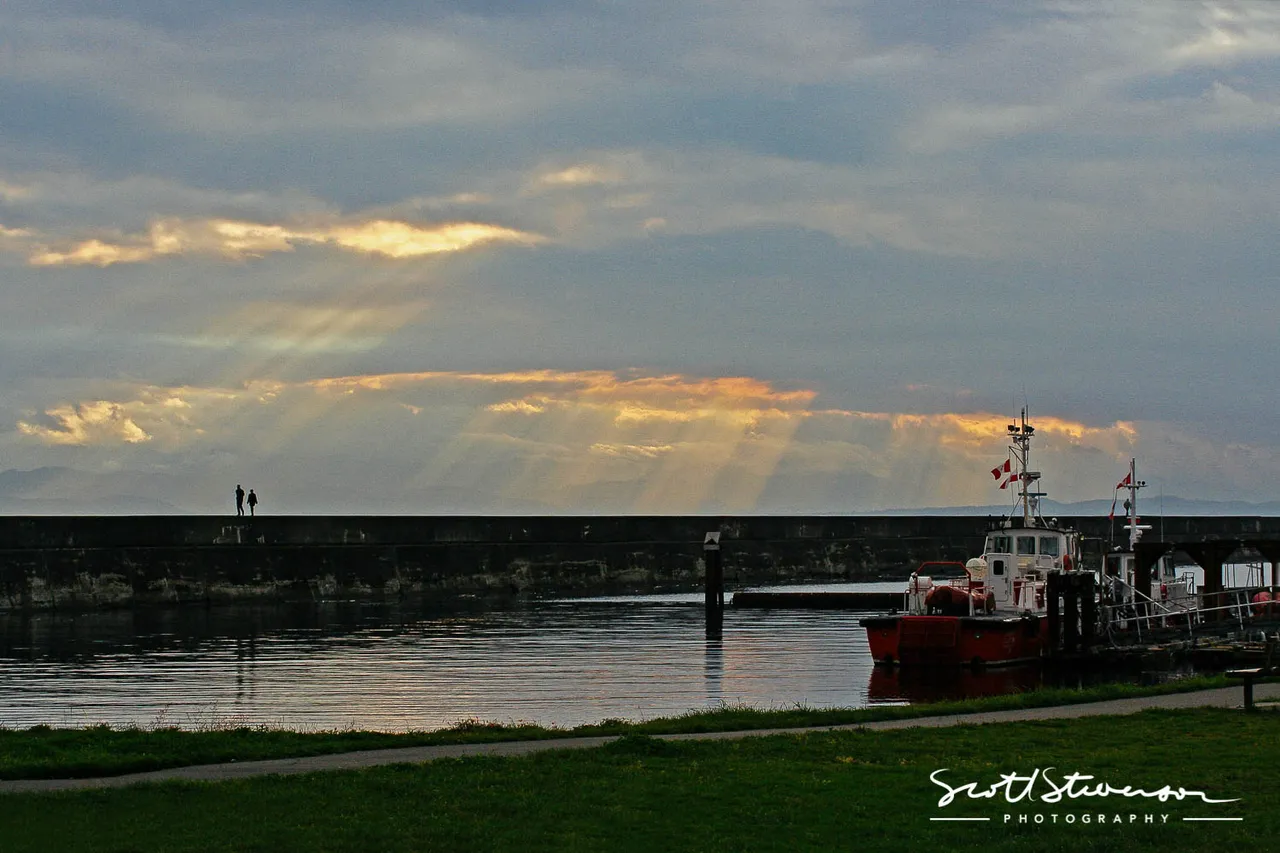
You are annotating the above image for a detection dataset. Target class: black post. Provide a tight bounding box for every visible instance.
[1080,573,1096,654]
[1063,576,1080,654]
[704,531,723,640]
[1046,572,1061,655]
[1133,557,1152,628]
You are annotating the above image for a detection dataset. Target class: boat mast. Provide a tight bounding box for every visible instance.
[1006,408,1042,526]
[1122,457,1150,550]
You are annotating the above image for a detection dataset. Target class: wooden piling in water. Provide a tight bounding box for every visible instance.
[704,531,723,640]
[1047,571,1095,657]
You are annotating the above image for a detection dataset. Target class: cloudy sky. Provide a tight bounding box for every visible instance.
[1,1,1278,514]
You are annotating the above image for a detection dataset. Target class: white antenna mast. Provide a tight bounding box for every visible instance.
[1122,457,1150,550]
[1005,407,1042,526]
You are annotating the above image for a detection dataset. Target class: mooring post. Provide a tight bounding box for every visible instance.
[1063,575,1080,654]
[704,531,723,640]
[1080,573,1097,653]
[1046,572,1061,655]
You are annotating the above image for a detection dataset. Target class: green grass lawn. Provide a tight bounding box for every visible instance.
[0,674,1249,780]
[0,708,1273,853]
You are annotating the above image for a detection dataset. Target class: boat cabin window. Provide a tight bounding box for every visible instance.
[1016,536,1037,555]
[1038,537,1060,557]
[991,559,1006,576]
[986,535,1012,554]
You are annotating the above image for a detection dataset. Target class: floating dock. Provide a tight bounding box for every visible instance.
[731,591,901,610]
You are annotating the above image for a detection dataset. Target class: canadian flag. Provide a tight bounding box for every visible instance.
[1109,471,1133,519]
[991,459,1011,480]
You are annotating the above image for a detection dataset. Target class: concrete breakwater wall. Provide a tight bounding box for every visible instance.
[2,515,1279,611]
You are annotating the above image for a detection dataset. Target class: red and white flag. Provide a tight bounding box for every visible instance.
[991,459,1011,480]
[1109,472,1132,518]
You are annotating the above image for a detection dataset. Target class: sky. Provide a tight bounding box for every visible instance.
[1,1,1278,515]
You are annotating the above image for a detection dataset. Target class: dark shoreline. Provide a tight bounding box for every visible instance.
[2,514,1278,612]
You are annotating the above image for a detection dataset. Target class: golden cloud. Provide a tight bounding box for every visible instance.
[487,399,551,415]
[316,221,543,258]
[28,239,157,267]
[25,217,544,267]
[14,368,1118,458]
[16,384,262,448]
[18,401,152,446]
[307,370,818,428]
[887,412,1132,448]
[14,369,817,456]
[589,442,675,459]
[13,367,1147,511]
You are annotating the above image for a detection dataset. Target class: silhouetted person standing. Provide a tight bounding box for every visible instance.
[247,489,258,516]
[235,484,245,516]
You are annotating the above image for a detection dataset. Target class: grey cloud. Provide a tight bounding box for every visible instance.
[2,1,1279,511]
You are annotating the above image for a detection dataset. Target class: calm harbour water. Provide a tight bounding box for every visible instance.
[0,582,1164,731]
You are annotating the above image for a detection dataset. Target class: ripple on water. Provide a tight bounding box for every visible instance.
[0,581,1182,730]
[0,585,886,730]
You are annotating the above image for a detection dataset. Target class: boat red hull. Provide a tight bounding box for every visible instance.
[862,614,1048,666]
[867,663,1043,703]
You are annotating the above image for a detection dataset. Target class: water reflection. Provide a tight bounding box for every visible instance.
[0,584,1196,732]
[866,665,1044,705]
[704,638,724,706]
[0,592,879,731]
[865,661,1199,706]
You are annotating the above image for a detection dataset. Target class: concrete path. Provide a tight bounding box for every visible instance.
[3,683,1275,795]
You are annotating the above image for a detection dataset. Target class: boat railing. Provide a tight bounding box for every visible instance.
[1102,578,1195,644]
[904,561,982,615]
[1184,584,1278,628]
[1102,581,1280,644]
[1014,577,1046,612]
[904,561,968,615]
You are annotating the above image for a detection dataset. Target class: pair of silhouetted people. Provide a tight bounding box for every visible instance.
[234,484,259,516]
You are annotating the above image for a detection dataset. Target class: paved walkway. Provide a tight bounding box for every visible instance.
[3,683,1275,795]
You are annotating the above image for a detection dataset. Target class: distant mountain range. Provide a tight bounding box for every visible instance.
[868,497,1280,517]
[0,466,187,515]
[0,466,1277,516]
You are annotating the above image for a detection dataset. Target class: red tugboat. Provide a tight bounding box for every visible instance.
[861,409,1084,666]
